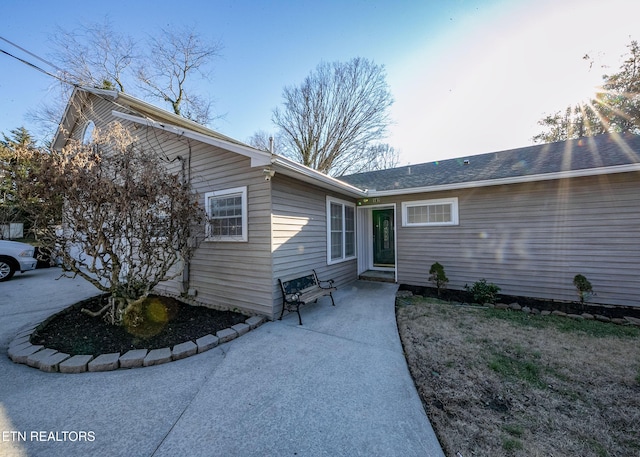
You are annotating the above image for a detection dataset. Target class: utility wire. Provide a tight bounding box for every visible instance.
[0,35,65,74]
[0,35,76,87]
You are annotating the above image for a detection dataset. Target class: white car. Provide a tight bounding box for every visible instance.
[0,240,38,281]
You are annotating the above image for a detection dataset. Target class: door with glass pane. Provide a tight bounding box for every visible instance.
[372,209,394,267]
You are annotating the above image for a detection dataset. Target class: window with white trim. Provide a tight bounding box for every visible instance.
[327,197,356,264]
[402,197,459,226]
[205,187,248,241]
[82,120,95,144]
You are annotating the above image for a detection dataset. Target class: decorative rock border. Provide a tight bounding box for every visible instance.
[396,290,640,327]
[488,302,640,326]
[7,315,266,374]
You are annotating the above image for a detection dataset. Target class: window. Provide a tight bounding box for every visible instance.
[81,121,95,144]
[205,187,247,241]
[327,197,356,264]
[402,197,459,227]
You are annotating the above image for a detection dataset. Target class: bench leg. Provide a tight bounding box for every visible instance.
[280,302,303,325]
[329,292,335,306]
[295,305,303,325]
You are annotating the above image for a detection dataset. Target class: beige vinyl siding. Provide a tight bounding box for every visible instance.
[68,95,117,142]
[390,172,640,307]
[177,144,273,317]
[271,175,357,316]
[65,94,274,317]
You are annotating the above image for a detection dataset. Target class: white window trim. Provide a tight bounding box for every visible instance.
[205,186,248,242]
[326,196,357,265]
[81,120,95,144]
[402,197,459,227]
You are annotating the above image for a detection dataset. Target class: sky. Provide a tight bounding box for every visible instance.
[1,0,638,166]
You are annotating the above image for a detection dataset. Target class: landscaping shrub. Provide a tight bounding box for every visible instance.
[573,274,593,304]
[465,279,501,304]
[428,262,449,297]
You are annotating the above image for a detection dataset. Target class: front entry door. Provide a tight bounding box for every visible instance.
[373,209,395,267]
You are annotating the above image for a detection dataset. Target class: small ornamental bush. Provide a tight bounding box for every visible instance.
[465,279,501,304]
[429,262,449,297]
[573,274,593,304]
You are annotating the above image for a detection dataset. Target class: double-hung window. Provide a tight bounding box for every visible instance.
[205,186,248,241]
[402,197,459,227]
[327,196,356,264]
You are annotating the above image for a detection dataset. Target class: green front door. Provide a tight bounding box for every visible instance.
[373,209,395,267]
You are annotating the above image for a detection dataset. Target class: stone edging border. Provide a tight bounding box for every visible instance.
[396,291,640,327]
[7,315,266,374]
[488,302,640,326]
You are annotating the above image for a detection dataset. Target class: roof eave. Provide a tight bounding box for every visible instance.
[272,156,367,198]
[111,111,273,167]
[51,87,100,150]
[368,163,640,197]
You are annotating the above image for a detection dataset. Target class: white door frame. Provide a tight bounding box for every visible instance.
[357,204,397,280]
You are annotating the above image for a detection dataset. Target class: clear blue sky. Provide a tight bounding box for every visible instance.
[1,0,638,165]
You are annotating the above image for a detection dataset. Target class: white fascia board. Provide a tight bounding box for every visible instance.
[272,156,367,198]
[111,111,272,167]
[52,87,97,150]
[368,163,640,197]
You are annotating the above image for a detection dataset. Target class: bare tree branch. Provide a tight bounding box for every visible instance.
[272,57,394,176]
[137,27,223,124]
[33,20,222,138]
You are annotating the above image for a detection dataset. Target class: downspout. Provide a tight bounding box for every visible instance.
[181,141,193,295]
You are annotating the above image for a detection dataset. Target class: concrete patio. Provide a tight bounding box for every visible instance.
[0,267,444,456]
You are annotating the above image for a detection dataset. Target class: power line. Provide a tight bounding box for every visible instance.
[0,35,75,88]
[0,35,65,74]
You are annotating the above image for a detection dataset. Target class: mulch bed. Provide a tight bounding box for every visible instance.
[398,284,640,319]
[30,294,248,357]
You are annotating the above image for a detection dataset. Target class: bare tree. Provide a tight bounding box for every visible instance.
[28,21,138,141]
[17,122,205,325]
[33,21,222,137]
[137,27,223,124]
[50,20,136,92]
[272,57,394,176]
[247,130,278,153]
[359,143,399,173]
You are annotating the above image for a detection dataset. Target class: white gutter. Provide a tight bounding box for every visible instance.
[272,156,367,198]
[112,110,367,197]
[367,163,640,197]
[112,111,273,167]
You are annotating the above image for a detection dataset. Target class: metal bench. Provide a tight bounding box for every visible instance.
[278,269,336,325]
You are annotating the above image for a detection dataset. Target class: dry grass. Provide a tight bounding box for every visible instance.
[396,296,640,457]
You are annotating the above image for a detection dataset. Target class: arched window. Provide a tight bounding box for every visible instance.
[81,121,95,144]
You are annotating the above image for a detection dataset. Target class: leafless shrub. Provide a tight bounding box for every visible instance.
[17,122,205,325]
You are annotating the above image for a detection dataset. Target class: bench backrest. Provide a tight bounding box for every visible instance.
[280,274,317,295]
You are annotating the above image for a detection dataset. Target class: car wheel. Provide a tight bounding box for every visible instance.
[0,257,16,282]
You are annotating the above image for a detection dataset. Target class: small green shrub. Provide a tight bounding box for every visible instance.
[502,423,524,438]
[502,437,524,451]
[428,262,449,297]
[573,274,593,304]
[465,279,501,304]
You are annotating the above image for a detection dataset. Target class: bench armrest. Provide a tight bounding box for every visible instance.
[317,278,335,289]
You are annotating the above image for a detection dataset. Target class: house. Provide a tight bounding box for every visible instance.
[341,134,640,307]
[53,87,640,319]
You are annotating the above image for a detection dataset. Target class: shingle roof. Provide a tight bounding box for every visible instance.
[340,133,640,192]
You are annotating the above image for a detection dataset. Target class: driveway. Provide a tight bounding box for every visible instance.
[0,268,444,456]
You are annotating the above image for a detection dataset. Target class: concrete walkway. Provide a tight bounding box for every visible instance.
[1,268,444,456]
